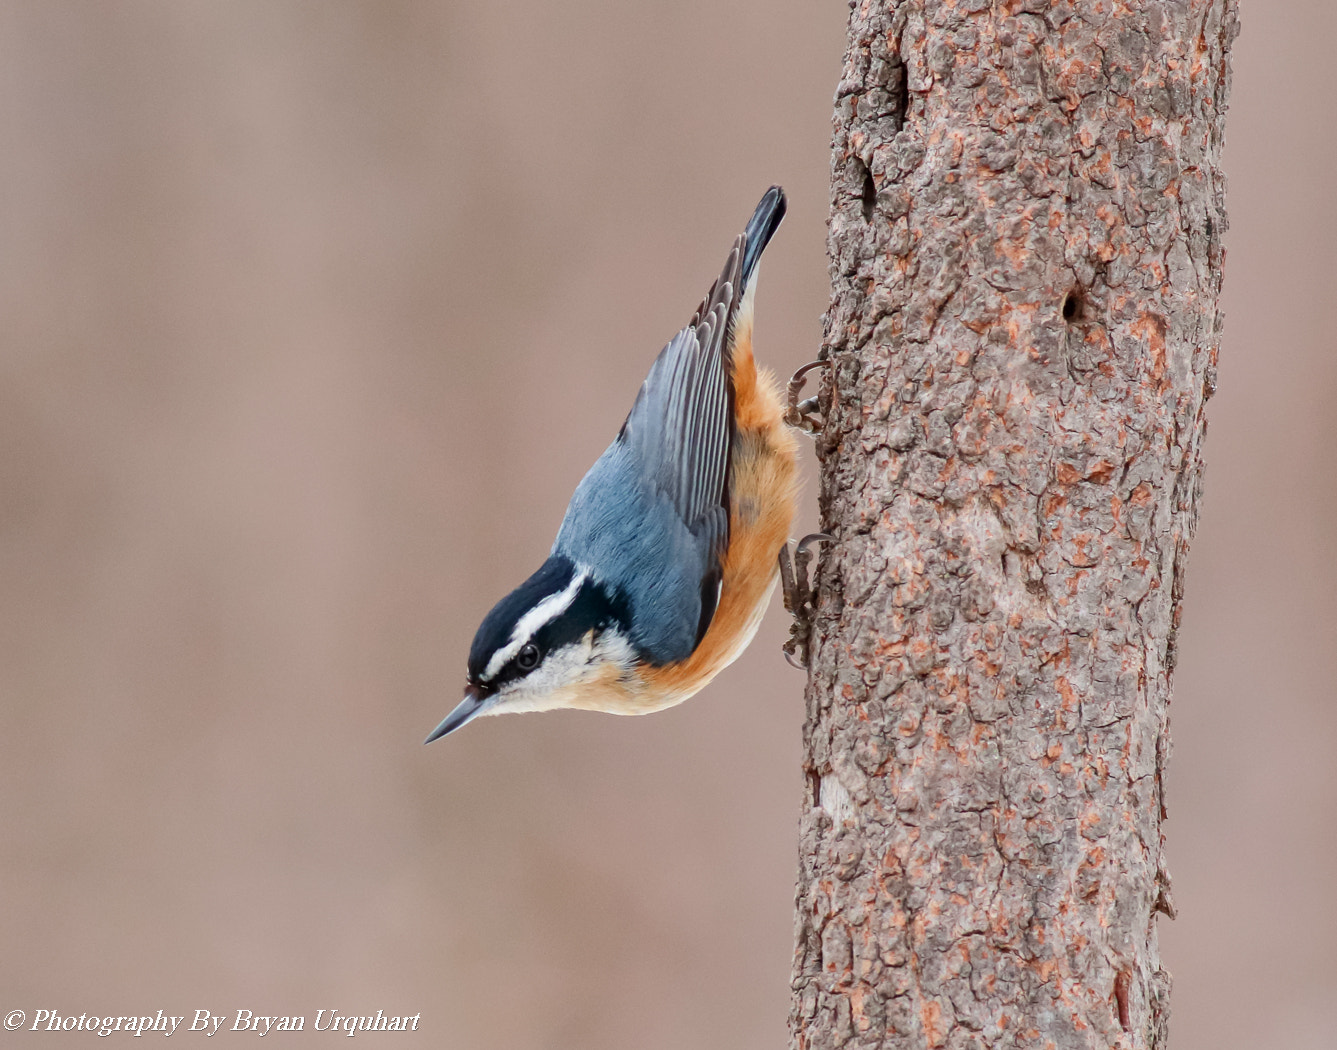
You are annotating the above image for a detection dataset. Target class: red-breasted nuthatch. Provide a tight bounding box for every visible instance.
[426,187,800,742]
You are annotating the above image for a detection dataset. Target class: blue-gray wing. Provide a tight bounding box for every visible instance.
[551,188,788,666]
[552,241,745,664]
[620,239,741,545]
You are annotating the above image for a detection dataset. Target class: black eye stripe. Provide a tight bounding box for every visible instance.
[468,556,578,683]
[470,564,639,690]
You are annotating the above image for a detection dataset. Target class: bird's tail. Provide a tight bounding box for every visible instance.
[740,186,786,289]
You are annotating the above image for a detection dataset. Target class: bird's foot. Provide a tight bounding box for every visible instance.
[785,359,830,434]
[779,532,833,669]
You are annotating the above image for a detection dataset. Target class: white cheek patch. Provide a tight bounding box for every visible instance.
[487,629,636,716]
[482,568,589,682]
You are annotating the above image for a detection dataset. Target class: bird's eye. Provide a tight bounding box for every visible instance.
[516,642,541,671]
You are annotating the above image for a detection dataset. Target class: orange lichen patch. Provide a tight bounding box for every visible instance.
[1118,723,1133,773]
[1087,151,1116,185]
[1056,461,1083,486]
[850,987,873,1032]
[995,230,1035,270]
[1129,312,1170,392]
[946,130,965,167]
[1071,534,1099,567]
[1086,459,1115,483]
[920,999,948,1048]
[897,578,933,609]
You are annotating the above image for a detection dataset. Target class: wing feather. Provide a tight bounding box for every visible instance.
[618,243,743,554]
[555,191,785,663]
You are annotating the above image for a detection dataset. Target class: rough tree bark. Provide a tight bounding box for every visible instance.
[789,2,1238,1049]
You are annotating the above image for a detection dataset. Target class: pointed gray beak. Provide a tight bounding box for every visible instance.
[424,684,488,744]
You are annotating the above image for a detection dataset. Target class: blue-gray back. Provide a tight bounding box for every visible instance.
[554,441,725,663]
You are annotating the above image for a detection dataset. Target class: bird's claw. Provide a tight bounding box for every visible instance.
[780,532,834,669]
[785,359,830,434]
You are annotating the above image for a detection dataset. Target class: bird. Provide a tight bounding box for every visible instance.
[425,187,800,742]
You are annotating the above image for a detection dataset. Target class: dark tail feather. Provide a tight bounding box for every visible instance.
[740,186,786,288]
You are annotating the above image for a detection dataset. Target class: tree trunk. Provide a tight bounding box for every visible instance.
[789,3,1238,1049]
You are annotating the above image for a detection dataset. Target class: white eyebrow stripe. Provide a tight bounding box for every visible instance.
[482,569,589,681]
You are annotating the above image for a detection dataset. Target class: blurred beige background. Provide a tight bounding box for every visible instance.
[0,3,1330,1048]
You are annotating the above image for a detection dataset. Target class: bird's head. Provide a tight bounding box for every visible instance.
[425,556,635,741]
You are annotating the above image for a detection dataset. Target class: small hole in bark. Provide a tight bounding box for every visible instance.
[1062,288,1083,322]
[894,60,909,129]
[859,161,876,223]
